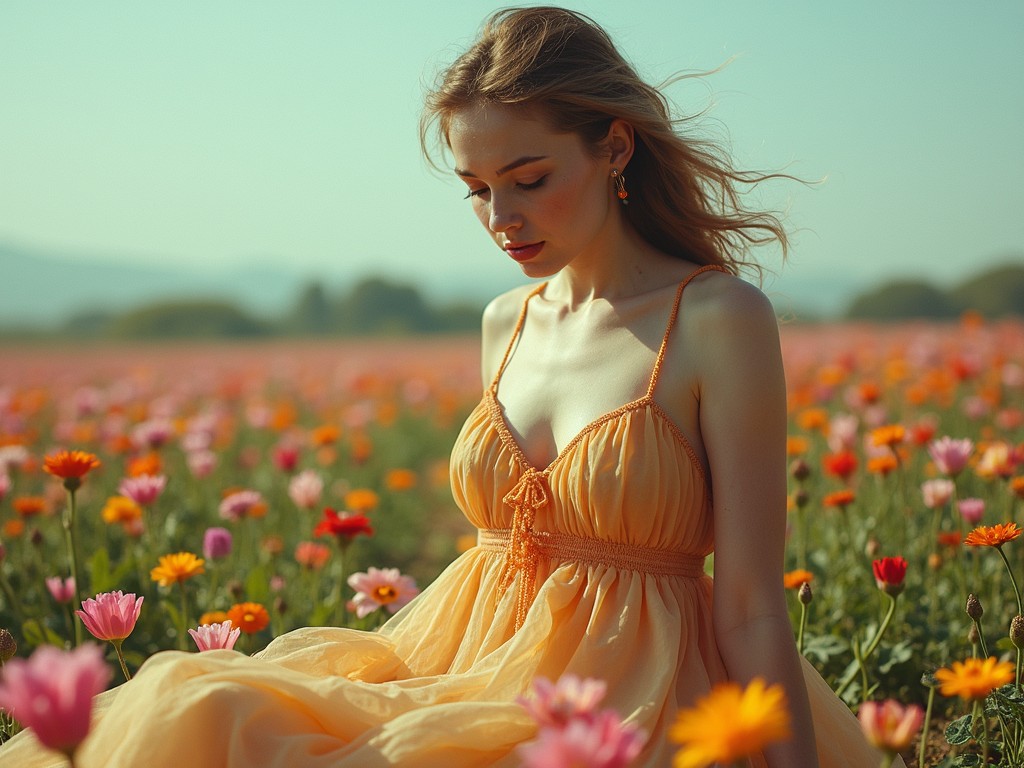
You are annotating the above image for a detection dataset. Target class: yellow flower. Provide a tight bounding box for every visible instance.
[670,678,791,768]
[150,552,205,587]
[101,496,142,525]
[935,657,1015,700]
[870,424,905,449]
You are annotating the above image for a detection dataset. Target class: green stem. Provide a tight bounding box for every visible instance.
[919,684,936,768]
[835,595,898,698]
[332,544,349,627]
[997,545,1023,617]
[797,600,808,656]
[178,582,189,651]
[63,489,83,647]
[111,639,132,681]
[972,618,990,659]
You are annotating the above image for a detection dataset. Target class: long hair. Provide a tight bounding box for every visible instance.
[421,6,793,276]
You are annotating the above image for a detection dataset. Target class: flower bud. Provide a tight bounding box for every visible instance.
[790,459,811,482]
[864,538,880,558]
[966,593,984,622]
[968,624,980,645]
[273,596,287,615]
[793,489,810,509]
[29,527,44,547]
[0,628,16,663]
[798,582,813,605]
[1011,615,1024,649]
[227,579,244,600]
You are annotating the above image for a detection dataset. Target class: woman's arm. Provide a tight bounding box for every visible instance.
[694,276,819,767]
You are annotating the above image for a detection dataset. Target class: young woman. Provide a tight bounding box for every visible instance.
[0,7,893,767]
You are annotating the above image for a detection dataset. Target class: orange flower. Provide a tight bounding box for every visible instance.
[1010,476,1024,500]
[12,496,47,518]
[43,450,101,489]
[127,452,162,477]
[384,468,418,491]
[198,610,230,626]
[964,522,1022,548]
[344,488,379,513]
[310,424,340,447]
[150,552,206,586]
[796,408,828,432]
[858,381,881,405]
[783,570,814,590]
[937,531,963,549]
[870,425,905,449]
[101,496,142,525]
[823,489,856,510]
[227,602,270,634]
[867,455,899,476]
[786,436,809,457]
[2,519,24,538]
[935,657,1015,700]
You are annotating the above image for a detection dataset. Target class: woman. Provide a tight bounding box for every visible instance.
[0,7,891,767]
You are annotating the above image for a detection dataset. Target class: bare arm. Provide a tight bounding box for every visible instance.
[695,279,819,767]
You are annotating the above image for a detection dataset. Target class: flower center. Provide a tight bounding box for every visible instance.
[373,585,398,603]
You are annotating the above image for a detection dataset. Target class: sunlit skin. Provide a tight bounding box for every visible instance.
[449,102,820,766]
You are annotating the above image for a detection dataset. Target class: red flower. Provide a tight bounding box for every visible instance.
[823,451,858,481]
[872,557,907,597]
[313,508,373,544]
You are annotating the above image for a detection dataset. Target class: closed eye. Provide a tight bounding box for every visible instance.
[462,175,548,200]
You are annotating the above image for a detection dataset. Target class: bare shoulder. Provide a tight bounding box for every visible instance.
[480,283,539,385]
[679,270,781,354]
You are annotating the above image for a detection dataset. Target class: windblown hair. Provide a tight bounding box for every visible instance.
[421,6,792,276]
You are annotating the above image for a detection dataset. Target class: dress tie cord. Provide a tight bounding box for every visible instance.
[496,469,549,630]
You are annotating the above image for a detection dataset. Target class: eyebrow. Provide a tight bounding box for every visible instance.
[454,155,548,179]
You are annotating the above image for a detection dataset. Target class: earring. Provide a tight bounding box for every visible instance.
[611,168,628,205]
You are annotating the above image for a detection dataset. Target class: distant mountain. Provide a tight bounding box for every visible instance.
[0,242,308,328]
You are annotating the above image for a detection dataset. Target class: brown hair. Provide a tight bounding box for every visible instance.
[421,6,793,276]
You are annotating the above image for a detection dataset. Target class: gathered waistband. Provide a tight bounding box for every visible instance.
[478,527,706,578]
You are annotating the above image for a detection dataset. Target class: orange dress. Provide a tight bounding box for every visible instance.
[0,265,889,767]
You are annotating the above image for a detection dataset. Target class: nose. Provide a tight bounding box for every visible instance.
[487,194,521,235]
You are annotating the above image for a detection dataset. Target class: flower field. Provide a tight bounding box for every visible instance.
[1,318,1023,765]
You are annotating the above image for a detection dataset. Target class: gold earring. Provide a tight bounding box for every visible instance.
[611,168,628,205]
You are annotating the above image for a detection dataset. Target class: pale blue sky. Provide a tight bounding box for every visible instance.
[1,1,1022,311]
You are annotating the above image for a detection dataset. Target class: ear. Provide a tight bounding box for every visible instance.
[603,119,635,171]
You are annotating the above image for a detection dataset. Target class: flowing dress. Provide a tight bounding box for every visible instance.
[0,265,890,767]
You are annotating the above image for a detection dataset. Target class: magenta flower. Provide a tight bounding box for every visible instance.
[118,474,167,506]
[203,527,233,560]
[928,436,975,476]
[518,674,609,729]
[958,498,986,525]
[288,469,324,510]
[188,620,241,652]
[45,576,76,604]
[921,478,956,509]
[76,591,144,642]
[0,644,111,760]
[347,567,420,618]
[518,710,647,768]
[219,489,263,521]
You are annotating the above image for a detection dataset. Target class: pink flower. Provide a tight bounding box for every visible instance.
[921,478,955,509]
[858,699,924,753]
[131,418,174,449]
[45,576,76,604]
[202,527,233,560]
[518,710,646,768]
[186,449,217,478]
[928,436,974,477]
[188,620,241,652]
[76,591,144,642]
[519,675,609,729]
[272,442,300,472]
[0,644,112,759]
[219,489,263,521]
[826,413,859,453]
[295,541,331,570]
[288,469,324,510]
[118,474,167,506]
[347,567,420,618]
[958,498,986,525]
[0,472,9,503]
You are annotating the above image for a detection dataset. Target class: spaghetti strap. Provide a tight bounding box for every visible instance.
[645,264,730,397]
[489,282,548,393]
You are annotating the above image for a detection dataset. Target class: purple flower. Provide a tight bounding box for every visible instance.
[203,527,233,560]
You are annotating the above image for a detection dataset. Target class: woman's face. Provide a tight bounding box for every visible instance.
[447,103,618,278]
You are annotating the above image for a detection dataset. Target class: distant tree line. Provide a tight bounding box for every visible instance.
[844,261,1024,321]
[53,277,484,340]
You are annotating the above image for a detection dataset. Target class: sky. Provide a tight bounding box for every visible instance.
[1,1,1022,313]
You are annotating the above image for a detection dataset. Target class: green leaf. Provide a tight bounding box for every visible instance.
[950,755,982,767]
[800,634,847,665]
[877,640,913,674]
[944,714,974,746]
[20,620,65,649]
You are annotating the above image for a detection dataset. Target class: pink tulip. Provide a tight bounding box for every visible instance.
[858,699,924,754]
[76,591,144,642]
[118,474,167,506]
[203,527,233,560]
[0,472,9,503]
[45,576,76,604]
[518,674,609,729]
[188,620,241,652]
[0,644,111,759]
[928,436,974,477]
[347,567,420,618]
[518,710,647,768]
[958,498,986,525]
